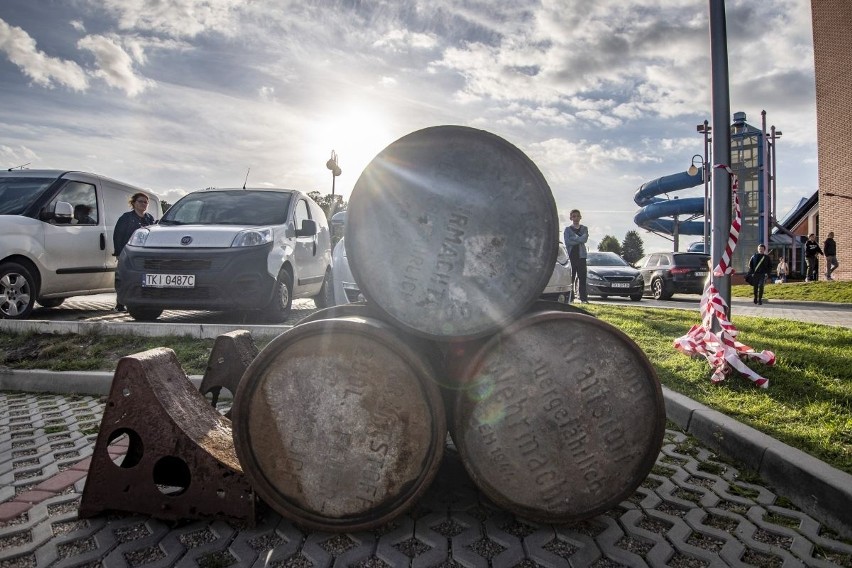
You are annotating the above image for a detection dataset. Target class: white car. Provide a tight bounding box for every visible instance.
[541,242,572,302]
[116,188,332,322]
[330,210,571,307]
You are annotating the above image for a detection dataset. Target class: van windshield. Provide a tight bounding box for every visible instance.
[0,177,58,215]
[160,190,293,226]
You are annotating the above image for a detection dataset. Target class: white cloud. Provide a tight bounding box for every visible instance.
[77,34,154,97]
[94,0,245,39]
[373,29,438,51]
[0,18,89,91]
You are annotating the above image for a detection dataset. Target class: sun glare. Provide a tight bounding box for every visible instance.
[310,105,394,199]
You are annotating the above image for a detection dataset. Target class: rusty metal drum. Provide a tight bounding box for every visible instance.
[345,125,559,341]
[451,310,665,523]
[231,316,446,532]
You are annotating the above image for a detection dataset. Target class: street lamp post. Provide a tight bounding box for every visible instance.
[326,150,342,196]
[697,121,712,252]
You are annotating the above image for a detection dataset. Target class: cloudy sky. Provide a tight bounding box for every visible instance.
[1,0,816,252]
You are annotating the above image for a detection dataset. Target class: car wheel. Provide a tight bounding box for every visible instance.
[266,268,293,323]
[38,298,65,308]
[128,307,163,321]
[630,294,642,302]
[313,268,333,309]
[0,262,37,319]
[651,278,671,300]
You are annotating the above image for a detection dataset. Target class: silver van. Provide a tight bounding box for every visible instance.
[0,170,160,319]
[116,188,332,322]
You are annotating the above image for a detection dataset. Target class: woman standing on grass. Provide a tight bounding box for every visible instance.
[747,244,773,305]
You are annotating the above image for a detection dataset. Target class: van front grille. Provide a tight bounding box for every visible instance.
[143,258,212,271]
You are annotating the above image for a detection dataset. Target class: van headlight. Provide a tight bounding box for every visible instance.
[232,228,273,247]
[128,229,149,247]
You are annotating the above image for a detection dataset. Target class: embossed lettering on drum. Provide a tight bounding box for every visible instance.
[232,317,446,532]
[346,125,559,340]
[452,311,665,523]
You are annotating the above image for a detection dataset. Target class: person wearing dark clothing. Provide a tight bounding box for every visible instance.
[747,244,772,305]
[73,204,96,224]
[824,232,838,280]
[112,192,154,311]
[804,233,823,282]
[564,209,589,303]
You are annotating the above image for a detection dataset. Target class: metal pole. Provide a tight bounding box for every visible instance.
[709,0,732,321]
[702,120,711,253]
[761,110,769,249]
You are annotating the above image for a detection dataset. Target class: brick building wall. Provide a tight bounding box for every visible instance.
[812,0,852,281]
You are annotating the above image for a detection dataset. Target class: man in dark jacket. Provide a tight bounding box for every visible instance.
[747,244,772,305]
[804,233,823,282]
[824,232,838,280]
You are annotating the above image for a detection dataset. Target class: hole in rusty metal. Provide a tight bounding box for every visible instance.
[107,429,143,469]
[153,456,191,496]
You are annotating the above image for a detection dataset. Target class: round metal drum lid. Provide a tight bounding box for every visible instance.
[346,125,558,341]
[231,316,446,532]
[453,311,665,523]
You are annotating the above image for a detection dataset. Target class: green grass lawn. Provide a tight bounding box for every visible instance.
[731,279,852,303]
[1,281,850,474]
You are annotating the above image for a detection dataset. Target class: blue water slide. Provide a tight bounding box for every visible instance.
[633,167,706,235]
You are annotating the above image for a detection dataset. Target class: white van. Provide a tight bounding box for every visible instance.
[116,187,332,322]
[0,170,160,319]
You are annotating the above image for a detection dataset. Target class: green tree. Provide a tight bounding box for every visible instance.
[622,230,645,264]
[307,191,347,221]
[160,200,171,215]
[598,235,622,255]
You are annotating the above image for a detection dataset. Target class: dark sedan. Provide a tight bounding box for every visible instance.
[637,252,711,300]
[584,252,644,301]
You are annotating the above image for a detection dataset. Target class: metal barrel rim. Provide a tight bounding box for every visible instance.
[452,310,666,523]
[346,124,559,341]
[232,316,447,532]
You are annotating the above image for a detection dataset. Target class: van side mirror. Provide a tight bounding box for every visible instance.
[53,201,74,224]
[296,219,318,237]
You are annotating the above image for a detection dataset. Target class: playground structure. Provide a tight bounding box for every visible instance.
[633,111,798,274]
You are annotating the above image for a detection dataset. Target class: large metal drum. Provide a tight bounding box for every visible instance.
[452,310,665,523]
[231,316,446,532]
[346,125,559,341]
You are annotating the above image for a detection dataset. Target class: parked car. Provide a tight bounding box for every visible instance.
[584,251,643,301]
[0,169,160,319]
[636,252,711,300]
[542,242,573,302]
[329,210,572,305]
[330,211,361,305]
[687,241,707,253]
[116,188,332,322]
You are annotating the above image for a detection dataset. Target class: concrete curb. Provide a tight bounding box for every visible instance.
[1,369,849,538]
[0,319,293,339]
[0,368,203,396]
[663,386,852,539]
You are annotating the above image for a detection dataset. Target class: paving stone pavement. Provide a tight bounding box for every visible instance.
[1,392,851,568]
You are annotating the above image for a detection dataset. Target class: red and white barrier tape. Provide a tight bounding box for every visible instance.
[673,164,775,388]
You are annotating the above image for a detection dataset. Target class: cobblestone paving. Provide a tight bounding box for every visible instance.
[1,393,851,567]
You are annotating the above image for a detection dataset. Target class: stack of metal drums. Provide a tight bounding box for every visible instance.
[231,126,666,532]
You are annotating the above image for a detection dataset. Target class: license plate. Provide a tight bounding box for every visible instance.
[611,282,630,288]
[143,274,195,288]
[694,272,708,277]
